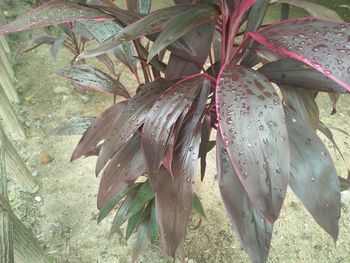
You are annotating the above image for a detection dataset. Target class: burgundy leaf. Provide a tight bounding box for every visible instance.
[279,85,319,130]
[216,134,273,263]
[97,133,145,209]
[216,64,290,222]
[50,117,95,136]
[71,100,127,161]
[142,75,206,190]
[156,124,201,257]
[285,107,341,241]
[250,18,350,92]
[165,22,214,79]
[147,4,219,62]
[200,113,211,181]
[56,64,131,98]
[258,59,349,93]
[96,78,171,175]
[92,5,142,26]
[0,0,112,35]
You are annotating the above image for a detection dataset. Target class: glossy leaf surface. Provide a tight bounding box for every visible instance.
[285,107,341,241]
[0,0,112,35]
[216,134,273,263]
[97,133,145,209]
[142,75,206,189]
[250,18,350,92]
[216,64,289,222]
[96,78,170,175]
[259,59,348,93]
[148,4,219,61]
[71,101,127,160]
[56,64,130,98]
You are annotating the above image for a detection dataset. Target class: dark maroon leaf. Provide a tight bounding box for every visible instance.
[92,5,142,27]
[147,4,219,62]
[156,123,201,257]
[216,64,289,222]
[216,134,273,263]
[96,78,171,175]
[258,59,349,93]
[17,34,56,55]
[165,22,214,79]
[0,0,112,35]
[250,18,350,92]
[142,75,206,190]
[279,85,319,129]
[200,113,211,181]
[71,100,127,160]
[56,64,131,98]
[285,107,340,241]
[50,117,95,136]
[78,4,200,59]
[97,133,145,209]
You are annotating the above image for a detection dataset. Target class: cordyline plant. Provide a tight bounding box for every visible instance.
[1,0,350,262]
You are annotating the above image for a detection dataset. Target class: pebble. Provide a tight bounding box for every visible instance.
[32,171,39,177]
[39,153,53,164]
[34,196,42,203]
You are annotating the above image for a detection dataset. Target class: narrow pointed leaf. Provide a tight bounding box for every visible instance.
[250,19,350,91]
[258,59,348,93]
[192,193,206,218]
[78,4,200,59]
[50,38,65,59]
[125,181,155,219]
[148,4,219,62]
[216,134,273,263]
[50,117,95,136]
[56,64,130,98]
[126,209,144,241]
[285,107,340,241]
[216,64,290,222]
[77,20,137,71]
[270,0,342,21]
[150,201,158,243]
[96,78,171,175]
[131,218,151,262]
[156,122,201,256]
[0,0,112,35]
[110,188,139,235]
[97,133,145,209]
[199,113,211,181]
[142,75,206,189]
[71,100,127,160]
[98,183,139,223]
[17,34,56,55]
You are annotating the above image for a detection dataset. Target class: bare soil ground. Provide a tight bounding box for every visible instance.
[2,1,350,263]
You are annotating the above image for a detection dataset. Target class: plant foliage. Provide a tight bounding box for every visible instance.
[1,0,350,262]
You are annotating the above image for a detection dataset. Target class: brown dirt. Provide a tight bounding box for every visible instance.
[2,1,350,263]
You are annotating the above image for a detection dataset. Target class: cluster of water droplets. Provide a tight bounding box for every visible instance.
[261,19,350,86]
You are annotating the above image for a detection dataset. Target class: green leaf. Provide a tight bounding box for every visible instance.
[124,181,155,219]
[150,201,158,243]
[125,209,144,241]
[98,183,139,223]
[192,193,206,218]
[148,4,219,62]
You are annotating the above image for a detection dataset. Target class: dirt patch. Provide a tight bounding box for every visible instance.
[2,1,350,263]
